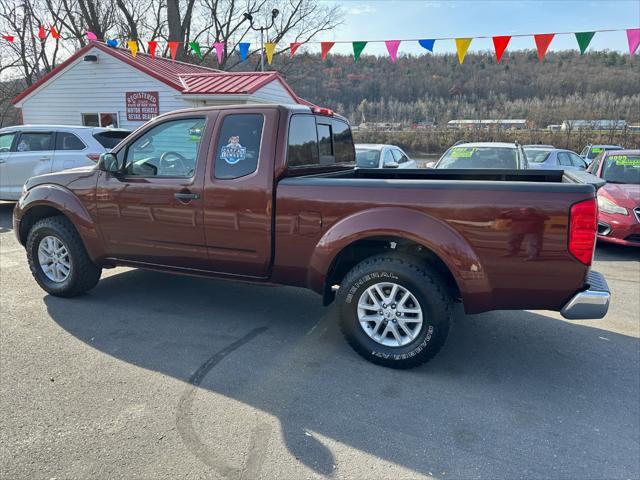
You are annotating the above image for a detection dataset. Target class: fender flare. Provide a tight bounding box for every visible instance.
[306,207,492,307]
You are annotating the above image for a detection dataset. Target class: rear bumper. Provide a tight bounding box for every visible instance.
[560,270,610,320]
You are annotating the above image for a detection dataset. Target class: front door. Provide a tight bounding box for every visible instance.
[6,131,54,198]
[96,115,212,270]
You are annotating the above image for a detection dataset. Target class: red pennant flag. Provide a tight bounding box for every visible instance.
[37,25,46,40]
[49,25,60,39]
[2,35,14,42]
[148,41,157,59]
[320,42,335,61]
[492,35,511,63]
[534,34,554,62]
[290,42,302,58]
[168,41,179,60]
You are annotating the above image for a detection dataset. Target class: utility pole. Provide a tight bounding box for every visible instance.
[244,9,280,72]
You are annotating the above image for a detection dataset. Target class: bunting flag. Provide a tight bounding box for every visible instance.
[148,40,157,58]
[50,25,60,39]
[385,40,401,62]
[455,38,472,64]
[265,42,276,64]
[290,42,302,57]
[37,25,46,40]
[127,40,138,57]
[628,28,640,56]
[189,41,202,59]
[575,31,595,54]
[2,35,14,42]
[85,31,97,41]
[213,42,224,63]
[534,33,554,61]
[239,42,250,62]
[352,41,367,61]
[168,41,179,59]
[492,35,511,62]
[106,39,118,47]
[418,39,435,52]
[321,41,335,61]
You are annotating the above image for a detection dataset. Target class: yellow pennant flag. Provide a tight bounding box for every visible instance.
[265,42,277,65]
[455,38,472,64]
[127,40,138,58]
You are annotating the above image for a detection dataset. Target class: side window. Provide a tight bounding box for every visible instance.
[56,132,86,151]
[317,123,333,164]
[332,119,355,164]
[0,132,16,152]
[557,152,572,166]
[124,117,205,177]
[15,132,53,152]
[383,149,396,166]
[569,152,587,168]
[392,149,409,163]
[215,114,264,180]
[287,115,319,167]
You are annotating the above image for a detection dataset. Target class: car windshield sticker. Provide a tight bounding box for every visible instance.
[609,155,640,166]
[591,147,603,153]
[220,136,247,165]
[188,127,202,141]
[450,147,477,158]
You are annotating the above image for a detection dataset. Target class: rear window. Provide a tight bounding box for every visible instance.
[287,115,354,168]
[437,146,518,169]
[93,131,131,149]
[524,149,550,163]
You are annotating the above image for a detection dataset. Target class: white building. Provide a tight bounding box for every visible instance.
[12,42,310,130]
[561,120,627,131]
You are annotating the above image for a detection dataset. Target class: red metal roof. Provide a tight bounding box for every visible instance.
[180,71,293,95]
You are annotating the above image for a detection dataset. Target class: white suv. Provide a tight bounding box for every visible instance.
[0,125,130,200]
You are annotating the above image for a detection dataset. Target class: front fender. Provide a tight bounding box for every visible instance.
[15,184,104,261]
[307,207,492,310]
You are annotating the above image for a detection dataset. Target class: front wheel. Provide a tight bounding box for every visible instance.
[26,216,102,297]
[337,254,452,369]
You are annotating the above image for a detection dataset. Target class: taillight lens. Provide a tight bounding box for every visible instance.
[568,198,597,265]
[86,154,101,162]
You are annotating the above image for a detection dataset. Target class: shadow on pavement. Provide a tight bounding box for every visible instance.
[595,241,639,262]
[0,202,15,233]
[44,268,640,479]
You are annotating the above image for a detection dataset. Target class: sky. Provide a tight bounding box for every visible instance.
[311,0,640,56]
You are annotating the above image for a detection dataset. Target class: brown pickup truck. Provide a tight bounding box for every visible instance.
[13,104,611,368]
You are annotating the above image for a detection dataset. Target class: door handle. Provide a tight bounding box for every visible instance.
[174,191,199,202]
[39,156,50,161]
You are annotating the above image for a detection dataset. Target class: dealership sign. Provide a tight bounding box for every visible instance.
[126,91,159,121]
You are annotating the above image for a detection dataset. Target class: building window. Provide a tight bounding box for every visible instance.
[82,113,119,128]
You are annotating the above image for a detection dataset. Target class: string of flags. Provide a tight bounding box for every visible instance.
[2,27,639,64]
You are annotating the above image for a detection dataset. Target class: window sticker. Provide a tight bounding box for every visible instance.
[220,136,247,165]
[610,155,640,166]
[591,147,603,153]
[450,147,477,158]
[189,127,202,141]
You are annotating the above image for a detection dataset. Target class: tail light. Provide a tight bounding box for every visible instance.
[312,107,334,116]
[568,198,597,265]
[86,153,101,162]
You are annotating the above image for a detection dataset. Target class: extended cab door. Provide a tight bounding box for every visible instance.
[202,108,278,277]
[96,114,213,269]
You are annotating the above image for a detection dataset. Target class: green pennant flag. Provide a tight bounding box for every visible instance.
[352,41,367,61]
[575,32,595,54]
[189,41,202,59]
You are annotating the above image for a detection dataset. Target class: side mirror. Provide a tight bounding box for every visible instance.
[99,153,122,173]
[383,161,399,169]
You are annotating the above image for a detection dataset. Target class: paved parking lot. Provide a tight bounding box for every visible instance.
[1,201,639,479]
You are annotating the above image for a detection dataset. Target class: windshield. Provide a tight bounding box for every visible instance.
[356,149,381,168]
[588,146,622,160]
[437,146,518,169]
[601,155,640,184]
[525,149,551,163]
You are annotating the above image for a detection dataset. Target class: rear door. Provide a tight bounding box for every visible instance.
[0,131,17,199]
[53,131,92,171]
[8,131,54,196]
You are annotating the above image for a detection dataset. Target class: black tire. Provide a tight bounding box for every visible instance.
[337,254,452,369]
[26,216,102,297]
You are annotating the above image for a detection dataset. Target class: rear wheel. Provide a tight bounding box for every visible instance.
[337,254,452,369]
[26,216,101,297]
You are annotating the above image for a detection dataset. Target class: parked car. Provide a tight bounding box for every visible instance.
[433,142,528,169]
[523,144,555,148]
[355,144,417,169]
[525,147,588,171]
[587,149,640,246]
[14,105,610,369]
[579,144,624,164]
[0,125,131,200]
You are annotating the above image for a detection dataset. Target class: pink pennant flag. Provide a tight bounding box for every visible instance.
[385,40,401,62]
[86,31,97,41]
[213,42,224,64]
[627,28,640,56]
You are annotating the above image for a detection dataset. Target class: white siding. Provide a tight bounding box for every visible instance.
[19,47,192,130]
[250,80,296,104]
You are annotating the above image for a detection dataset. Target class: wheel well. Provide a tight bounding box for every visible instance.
[19,205,65,245]
[323,236,461,305]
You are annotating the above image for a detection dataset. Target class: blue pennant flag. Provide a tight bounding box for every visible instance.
[106,39,119,48]
[239,42,250,62]
[418,39,435,52]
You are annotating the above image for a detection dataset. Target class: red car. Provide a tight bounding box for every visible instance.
[588,150,640,246]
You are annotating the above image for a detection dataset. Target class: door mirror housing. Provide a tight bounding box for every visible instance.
[99,153,122,173]
[383,161,399,169]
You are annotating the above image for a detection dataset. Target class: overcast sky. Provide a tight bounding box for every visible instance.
[311,0,639,56]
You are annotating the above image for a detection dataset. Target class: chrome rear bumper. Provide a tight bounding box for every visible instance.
[561,270,610,320]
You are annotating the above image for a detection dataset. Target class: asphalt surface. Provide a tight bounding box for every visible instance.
[1,201,639,480]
